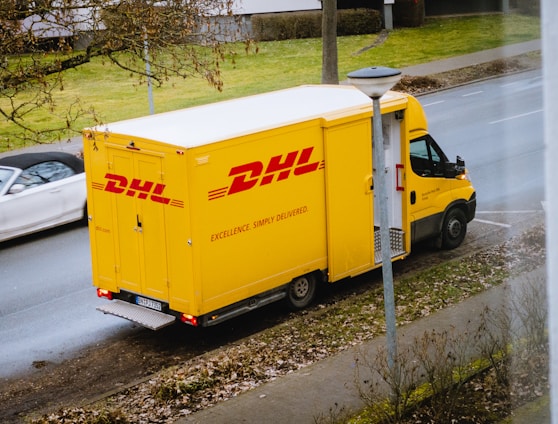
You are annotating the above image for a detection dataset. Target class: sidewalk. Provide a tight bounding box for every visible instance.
[178,268,546,424]
[177,40,545,424]
[400,39,541,76]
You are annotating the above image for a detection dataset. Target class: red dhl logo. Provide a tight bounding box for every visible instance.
[93,173,184,208]
[209,147,324,200]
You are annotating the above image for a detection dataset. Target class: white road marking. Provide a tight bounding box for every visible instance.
[473,218,512,228]
[501,81,521,88]
[489,109,543,124]
[476,210,543,214]
[463,91,483,97]
[473,208,545,228]
[423,100,445,107]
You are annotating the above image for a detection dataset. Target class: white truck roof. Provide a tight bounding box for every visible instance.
[92,85,403,148]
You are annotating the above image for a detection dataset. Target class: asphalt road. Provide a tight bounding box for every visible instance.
[0,70,546,380]
[0,224,132,378]
[423,68,544,212]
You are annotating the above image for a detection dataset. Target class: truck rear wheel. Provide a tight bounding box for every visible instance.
[286,273,317,310]
[441,208,467,250]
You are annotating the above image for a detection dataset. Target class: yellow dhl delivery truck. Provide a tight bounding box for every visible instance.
[83,85,476,330]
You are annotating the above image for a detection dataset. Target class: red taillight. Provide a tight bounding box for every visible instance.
[97,288,113,300]
[180,314,199,327]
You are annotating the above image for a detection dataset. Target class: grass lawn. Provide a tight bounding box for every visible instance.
[0,13,540,151]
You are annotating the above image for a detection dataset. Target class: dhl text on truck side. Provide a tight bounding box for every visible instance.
[83,85,476,330]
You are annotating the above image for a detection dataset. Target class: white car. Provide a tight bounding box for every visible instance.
[0,152,87,242]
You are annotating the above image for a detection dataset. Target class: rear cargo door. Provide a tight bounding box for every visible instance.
[324,119,374,281]
[374,112,407,263]
[107,147,169,300]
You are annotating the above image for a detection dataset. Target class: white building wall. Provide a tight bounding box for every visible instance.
[232,0,322,15]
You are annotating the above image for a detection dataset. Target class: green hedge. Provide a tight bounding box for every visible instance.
[251,9,382,41]
[337,8,383,35]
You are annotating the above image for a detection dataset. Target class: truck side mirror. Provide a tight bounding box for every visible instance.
[455,156,466,174]
[443,156,467,179]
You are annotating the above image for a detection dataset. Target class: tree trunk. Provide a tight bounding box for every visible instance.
[321,0,339,84]
[394,0,425,27]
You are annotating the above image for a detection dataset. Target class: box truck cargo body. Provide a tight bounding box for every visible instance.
[83,85,476,329]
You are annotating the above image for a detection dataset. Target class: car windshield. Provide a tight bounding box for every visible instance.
[0,167,15,193]
[14,161,76,191]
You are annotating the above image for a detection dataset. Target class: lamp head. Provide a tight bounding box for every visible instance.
[347,66,402,98]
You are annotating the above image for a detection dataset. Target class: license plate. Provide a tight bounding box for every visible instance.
[136,296,162,312]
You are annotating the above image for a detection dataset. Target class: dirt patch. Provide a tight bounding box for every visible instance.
[394,53,542,95]
[395,75,445,95]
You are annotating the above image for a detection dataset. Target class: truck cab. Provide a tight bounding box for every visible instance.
[408,133,476,248]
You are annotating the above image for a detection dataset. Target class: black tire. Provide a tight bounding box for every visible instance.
[441,208,467,250]
[285,273,317,310]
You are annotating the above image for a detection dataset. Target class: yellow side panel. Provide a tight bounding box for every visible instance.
[189,121,328,314]
[324,119,375,281]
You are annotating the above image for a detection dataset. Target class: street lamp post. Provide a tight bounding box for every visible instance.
[347,66,402,372]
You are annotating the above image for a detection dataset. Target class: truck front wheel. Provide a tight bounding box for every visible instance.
[441,208,467,250]
[286,273,317,310]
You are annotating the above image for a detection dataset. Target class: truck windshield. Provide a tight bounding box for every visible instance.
[410,135,449,177]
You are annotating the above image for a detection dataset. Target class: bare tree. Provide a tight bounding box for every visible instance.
[0,0,246,146]
[321,0,338,85]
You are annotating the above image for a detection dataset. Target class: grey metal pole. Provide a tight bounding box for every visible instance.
[372,95,398,371]
[542,0,558,421]
[384,3,394,30]
[347,66,401,376]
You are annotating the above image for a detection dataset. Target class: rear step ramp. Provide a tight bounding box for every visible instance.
[97,300,176,330]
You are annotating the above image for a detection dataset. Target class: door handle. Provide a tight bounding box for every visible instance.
[365,175,374,193]
[135,214,143,233]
